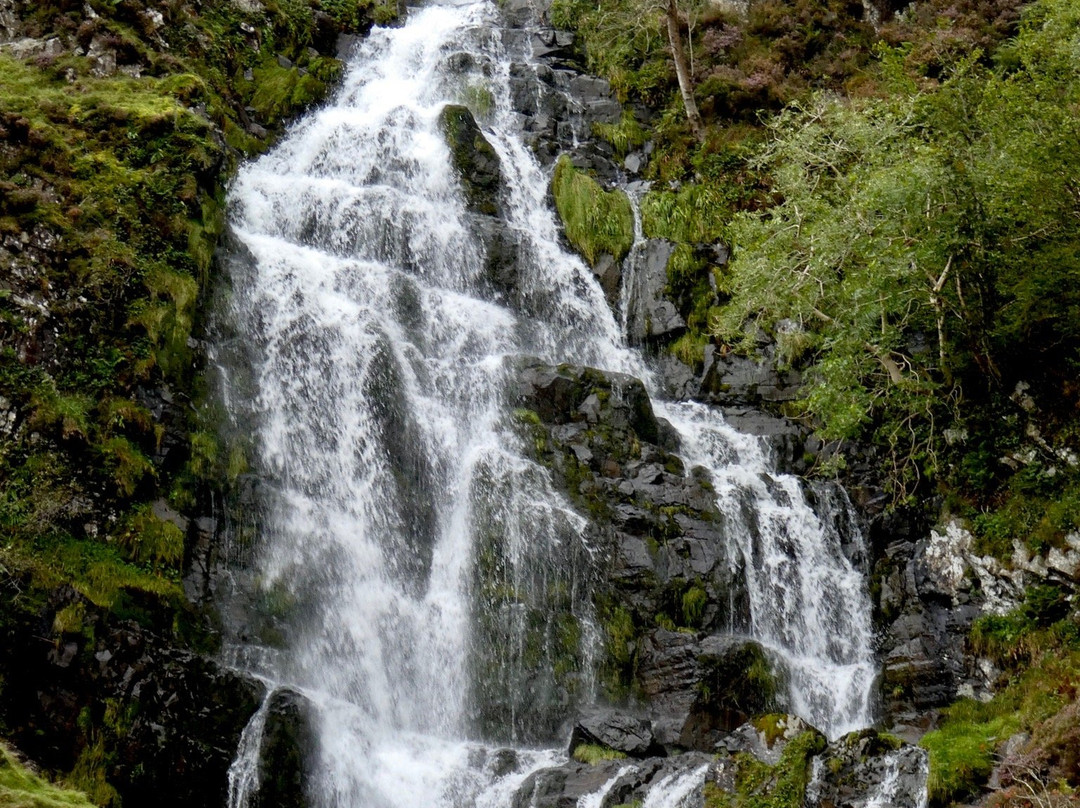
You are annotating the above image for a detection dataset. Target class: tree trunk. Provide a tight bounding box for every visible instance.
[666,0,704,142]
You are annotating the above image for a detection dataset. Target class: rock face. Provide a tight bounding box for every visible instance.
[0,585,263,808]
[623,240,686,345]
[515,361,779,750]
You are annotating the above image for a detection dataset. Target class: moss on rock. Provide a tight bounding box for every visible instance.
[551,155,634,266]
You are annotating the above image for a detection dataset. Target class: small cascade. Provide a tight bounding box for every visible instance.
[656,401,877,739]
[864,749,931,808]
[226,691,272,808]
[806,746,929,808]
[640,765,709,808]
[576,765,637,808]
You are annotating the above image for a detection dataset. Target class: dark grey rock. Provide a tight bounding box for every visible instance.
[570,710,658,758]
[439,104,504,217]
[252,688,316,808]
[623,240,685,345]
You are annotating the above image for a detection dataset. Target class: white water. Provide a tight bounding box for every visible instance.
[806,746,929,808]
[220,0,879,804]
[576,765,637,808]
[657,401,877,737]
[640,765,709,808]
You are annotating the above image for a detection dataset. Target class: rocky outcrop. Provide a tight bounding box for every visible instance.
[0,584,263,808]
[623,240,686,345]
[514,361,784,750]
[569,710,659,758]
[440,104,505,217]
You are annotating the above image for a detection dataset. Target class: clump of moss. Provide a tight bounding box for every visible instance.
[572,743,628,765]
[592,111,648,158]
[551,155,634,266]
[0,743,96,808]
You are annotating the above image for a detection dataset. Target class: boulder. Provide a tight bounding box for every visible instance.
[439,104,504,217]
[638,631,778,750]
[569,710,658,758]
[251,688,317,808]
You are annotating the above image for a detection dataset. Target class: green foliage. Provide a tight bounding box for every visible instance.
[681,584,707,627]
[641,183,728,244]
[920,700,1020,805]
[116,506,185,567]
[714,0,1080,497]
[572,743,628,764]
[592,112,648,158]
[551,156,635,266]
[923,614,1080,806]
[0,743,96,808]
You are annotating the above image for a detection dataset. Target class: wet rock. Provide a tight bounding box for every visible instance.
[590,253,622,307]
[699,344,802,406]
[569,710,658,758]
[439,104,504,216]
[805,730,928,808]
[517,362,658,443]
[513,758,642,808]
[251,688,316,808]
[638,631,777,749]
[623,240,685,345]
[472,216,522,302]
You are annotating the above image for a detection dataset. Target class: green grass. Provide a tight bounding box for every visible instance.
[921,604,1080,806]
[572,744,628,765]
[551,155,634,266]
[0,744,96,808]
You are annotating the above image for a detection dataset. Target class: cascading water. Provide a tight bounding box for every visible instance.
[217,0,882,804]
[655,401,877,737]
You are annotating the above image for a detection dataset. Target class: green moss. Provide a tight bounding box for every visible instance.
[0,743,96,808]
[249,61,329,121]
[551,155,634,266]
[920,702,1018,806]
[572,743,627,765]
[592,111,648,158]
[68,737,119,808]
[706,730,827,808]
[681,584,707,628]
[116,506,185,567]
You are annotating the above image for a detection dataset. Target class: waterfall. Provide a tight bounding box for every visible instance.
[656,401,877,738]
[217,0,880,804]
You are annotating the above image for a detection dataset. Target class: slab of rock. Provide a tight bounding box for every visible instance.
[569,710,658,758]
